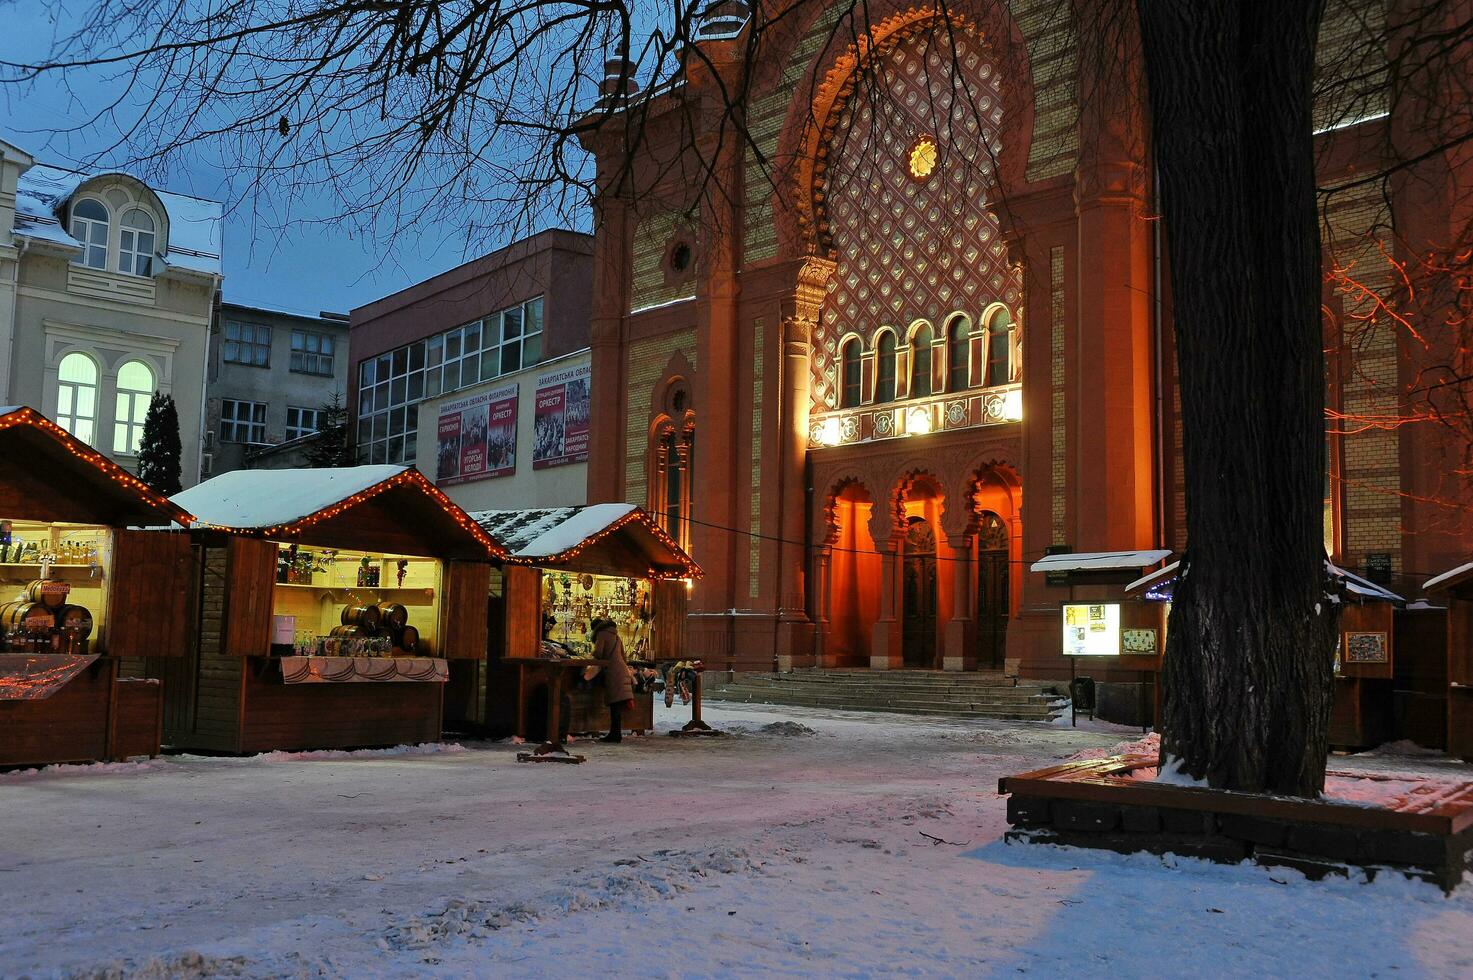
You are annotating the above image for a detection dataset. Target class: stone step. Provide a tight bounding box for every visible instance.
[728,675,1047,693]
[717,679,1055,701]
[710,689,1057,710]
[708,692,1058,714]
[706,694,1057,721]
[703,668,1066,721]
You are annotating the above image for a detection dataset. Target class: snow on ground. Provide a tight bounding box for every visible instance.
[2,702,1471,978]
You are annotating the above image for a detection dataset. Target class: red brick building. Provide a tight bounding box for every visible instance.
[582,1,1473,681]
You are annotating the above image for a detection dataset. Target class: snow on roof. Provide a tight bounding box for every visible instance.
[1125,558,1404,604]
[470,504,638,558]
[1424,560,1473,593]
[1030,550,1173,574]
[12,162,223,276]
[1124,560,1181,595]
[172,465,407,530]
[468,503,700,577]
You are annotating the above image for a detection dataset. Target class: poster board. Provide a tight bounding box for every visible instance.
[532,362,591,470]
[1062,602,1120,657]
[435,383,518,486]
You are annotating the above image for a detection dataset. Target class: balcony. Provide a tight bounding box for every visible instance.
[808,382,1021,450]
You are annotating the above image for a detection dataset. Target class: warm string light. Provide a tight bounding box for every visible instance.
[489,508,703,579]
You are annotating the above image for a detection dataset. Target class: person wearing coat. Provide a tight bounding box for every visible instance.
[592,618,635,742]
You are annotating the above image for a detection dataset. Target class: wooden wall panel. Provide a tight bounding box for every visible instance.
[107,530,195,658]
[223,538,278,658]
[1339,602,1395,681]
[652,579,688,661]
[439,560,491,659]
[503,566,543,660]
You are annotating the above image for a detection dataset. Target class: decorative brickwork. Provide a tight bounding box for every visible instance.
[750,317,765,598]
[1012,0,1078,182]
[623,329,697,505]
[1314,0,1389,133]
[1049,245,1067,545]
[630,210,697,313]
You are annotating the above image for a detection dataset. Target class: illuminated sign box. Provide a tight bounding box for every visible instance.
[1062,602,1120,657]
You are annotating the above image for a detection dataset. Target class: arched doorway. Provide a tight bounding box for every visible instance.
[902,516,938,668]
[822,479,880,667]
[976,512,1009,669]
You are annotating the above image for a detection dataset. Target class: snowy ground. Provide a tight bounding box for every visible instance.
[2,702,1472,979]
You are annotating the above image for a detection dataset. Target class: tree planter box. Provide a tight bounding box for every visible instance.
[999,756,1473,892]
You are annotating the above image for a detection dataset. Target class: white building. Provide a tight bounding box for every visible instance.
[0,138,222,485]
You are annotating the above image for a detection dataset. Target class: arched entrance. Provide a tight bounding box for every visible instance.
[976,512,1009,669]
[821,479,881,667]
[902,516,939,668]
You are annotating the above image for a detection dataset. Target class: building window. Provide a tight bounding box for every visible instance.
[875,331,898,404]
[118,209,156,277]
[56,352,99,444]
[656,426,695,553]
[910,323,934,398]
[290,331,335,376]
[986,309,1013,387]
[286,406,321,440]
[220,399,267,444]
[947,316,972,392]
[223,321,272,367]
[840,339,863,408]
[113,359,155,455]
[69,199,109,270]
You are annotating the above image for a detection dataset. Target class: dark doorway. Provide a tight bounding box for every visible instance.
[976,512,1009,670]
[902,516,938,668]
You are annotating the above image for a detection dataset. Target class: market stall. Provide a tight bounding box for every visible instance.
[1425,560,1473,760]
[163,465,501,753]
[447,504,701,750]
[0,406,193,767]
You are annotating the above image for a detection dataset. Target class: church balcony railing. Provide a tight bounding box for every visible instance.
[807,382,1021,450]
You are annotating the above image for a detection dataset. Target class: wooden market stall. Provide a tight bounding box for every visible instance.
[444,504,701,747]
[1425,560,1473,760]
[158,465,501,753]
[0,406,193,767]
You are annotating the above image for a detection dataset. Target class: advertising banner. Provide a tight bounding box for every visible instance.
[532,362,591,470]
[1061,602,1121,657]
[435,383,518,486]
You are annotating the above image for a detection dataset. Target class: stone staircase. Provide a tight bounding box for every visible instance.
[704,669,1064,722]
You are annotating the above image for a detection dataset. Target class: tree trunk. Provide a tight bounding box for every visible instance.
[1138,0,1341,796]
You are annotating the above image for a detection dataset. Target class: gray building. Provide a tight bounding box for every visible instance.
[203,301,350,477]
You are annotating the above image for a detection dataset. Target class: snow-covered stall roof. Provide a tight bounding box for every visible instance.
[1124,558,1404,604]
[469,504,701,579]
[1424,560,1473,595]
[173,466,502,559]
[13,162,223,277]
[1030,550,1172,574]
[0,406,191,527]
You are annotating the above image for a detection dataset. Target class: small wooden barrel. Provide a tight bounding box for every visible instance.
[340,605,381,633]
[1,600,55,631]
[23,579,71,609]
[54,604,94,639]
[376,602,409,630]
[395,624,420,652]
[329,624,365,637]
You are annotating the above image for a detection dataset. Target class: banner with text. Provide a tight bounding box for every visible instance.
[532,362,591,470]
[435,383,518,486]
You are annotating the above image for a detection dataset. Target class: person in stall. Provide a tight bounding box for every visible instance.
[590,617,635,743]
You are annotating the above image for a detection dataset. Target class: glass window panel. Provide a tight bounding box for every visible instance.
[407,373,423,401]
[409,341,425,372]
[443,361,460,391]
[404,431,417,463]
[525,297,543,335]
[376,353,391,378]
[391,346,408,375]
[463,322,480,351]
[500,341,521,375]
[445,331,461,360]
[359,359,374,387]
[118,360,154,392]
[426,336,443,366]
[76,420,94,443]
[390,376,406,405]
[375,381,389,407]
[523,333,541,367]
[502,307,523,341]
[483,318,500,351]
[388,435,403,462]
[77,387,95,416]
[480,355,498,383]
[370,441,387,465]
[425,367,441,396]
[372,414,387,441]
[58,388,73,415]
[59,353,97,383]
[461,352,479,381]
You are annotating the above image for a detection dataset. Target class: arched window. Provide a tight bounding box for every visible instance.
[114,359,156,455]
[119,209,156,277]
[69,199,109,269]
[656,424,695,553]
[947,316,972,392]
[875,331,897,404]
[910,323,934,398]
[56,352,99,444]
[839,339,862,408]
[986,309,1014,387]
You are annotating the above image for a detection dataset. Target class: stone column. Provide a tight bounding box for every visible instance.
[870,529,905,669]
[811,546,833,666]
[943,532,976,671]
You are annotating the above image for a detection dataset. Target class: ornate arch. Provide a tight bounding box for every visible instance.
[817,472,875,547]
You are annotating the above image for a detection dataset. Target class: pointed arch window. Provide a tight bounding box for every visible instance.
[114,359,156,455]
[910,323,934,398]
[56,352,99,444]
[875,332,898,404]
[947,316,972,392]
[119,209,156,277]
[840,338,863,408]
[986,309,1014,387]
[656,425,695,554]
[69,199,109,269]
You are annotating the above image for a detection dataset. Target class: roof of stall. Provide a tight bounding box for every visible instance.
[0,406,191,527]
[172,465,503,560]
[1124,559,1405,604]
[469,504,702,579]
[1425,560,1473,596]
[1029,550,1173,574]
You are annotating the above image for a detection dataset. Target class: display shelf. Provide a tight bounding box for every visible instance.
[273,582,434,596]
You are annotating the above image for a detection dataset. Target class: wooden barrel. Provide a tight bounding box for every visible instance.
[54,604,93,639]
[1,600,55,631]
[376,602,409,630]
[340,605,381,633]
[23,579,71,609]
[329,624,365,637]
[395,624,420,652]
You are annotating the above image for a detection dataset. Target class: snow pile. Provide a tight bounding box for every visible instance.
[386,847,761,951]
[1322,772,1468,809]
[1155,754,1210,787]
[67,951,250,979]
[0,757,170,782]
[1066,731,1160,761]
[254,741,465,763]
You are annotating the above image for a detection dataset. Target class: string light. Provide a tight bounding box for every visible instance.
[484,507,703,580]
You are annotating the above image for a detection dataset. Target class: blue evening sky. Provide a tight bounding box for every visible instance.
[0,3,589,316]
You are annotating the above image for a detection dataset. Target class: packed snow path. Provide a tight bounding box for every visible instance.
[2,703,1471,978]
